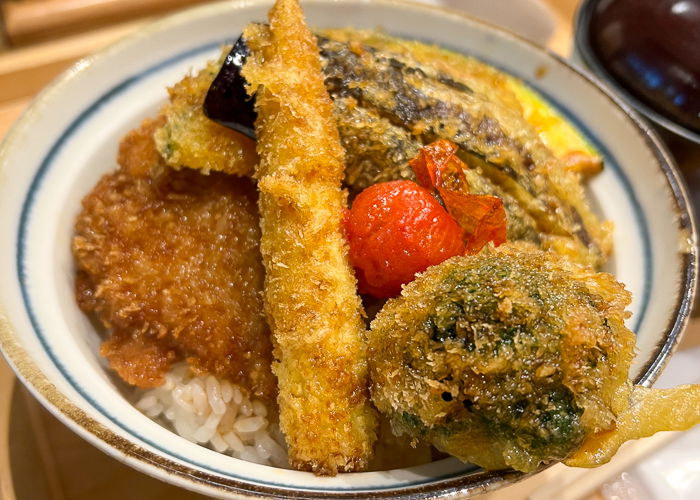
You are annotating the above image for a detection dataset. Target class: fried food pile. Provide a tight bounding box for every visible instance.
[157,29,612,269]
[73,0,699,478]
[74,118,275,399]
[240,0,377,473]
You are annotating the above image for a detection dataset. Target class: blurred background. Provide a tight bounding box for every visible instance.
[0,0,698,499]
[0,0,579,137]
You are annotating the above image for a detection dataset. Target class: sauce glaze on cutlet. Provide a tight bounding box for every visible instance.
[73,118,275,399]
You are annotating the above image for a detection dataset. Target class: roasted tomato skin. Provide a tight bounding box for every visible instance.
[410,139,507,254]
[346,180,465,298]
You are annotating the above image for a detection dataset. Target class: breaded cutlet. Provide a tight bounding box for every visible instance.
[73,118,275,399]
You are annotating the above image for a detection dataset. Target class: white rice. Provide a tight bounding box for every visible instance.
[134,363,288,467]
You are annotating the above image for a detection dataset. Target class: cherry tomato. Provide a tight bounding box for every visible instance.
[346,180,465,298]
[410,139,507,254]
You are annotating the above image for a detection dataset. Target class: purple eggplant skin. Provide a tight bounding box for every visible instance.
[202,32,606,267]
[203,36,257,139]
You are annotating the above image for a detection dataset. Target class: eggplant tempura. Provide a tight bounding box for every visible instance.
[153,54,259,177]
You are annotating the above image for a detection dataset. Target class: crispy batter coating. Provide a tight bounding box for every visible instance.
[566,384,700,467]
[241,0,377,474]
[318,31,610,268]
[153,31,610,268]
[322,29,613,267]
[368,243,635,472]
[74,118,275,399]
[153,55,258,176]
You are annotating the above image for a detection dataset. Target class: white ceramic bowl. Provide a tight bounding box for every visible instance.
[0,0,697,497]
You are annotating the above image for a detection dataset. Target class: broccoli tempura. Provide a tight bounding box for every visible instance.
[368,243,636,472]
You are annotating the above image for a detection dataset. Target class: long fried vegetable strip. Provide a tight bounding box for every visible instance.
[241,0,377,475]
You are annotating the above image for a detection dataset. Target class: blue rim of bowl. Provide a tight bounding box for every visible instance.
[2,0,698,497]
[14,45,472,494]
[573,0,700,146]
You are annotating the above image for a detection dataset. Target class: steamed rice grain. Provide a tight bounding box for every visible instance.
[135,363,288,467]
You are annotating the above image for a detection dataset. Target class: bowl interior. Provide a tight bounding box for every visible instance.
[0,0,696,497]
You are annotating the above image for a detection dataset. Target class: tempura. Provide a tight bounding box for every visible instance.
[368,243,636,472]
[241,0,377,474]
[74,118,275,399]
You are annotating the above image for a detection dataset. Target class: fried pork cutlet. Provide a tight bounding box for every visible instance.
[73,118,275,400]
[241,0,377,474]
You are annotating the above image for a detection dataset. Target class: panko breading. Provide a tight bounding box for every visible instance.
[153,55,258,176]
[368,243,636,472]
[156,30,611,268]
[118,116,167,177]
[74,118,275,399]
[242,0,377,474]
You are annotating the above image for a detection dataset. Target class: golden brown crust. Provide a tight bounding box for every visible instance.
[565,384,700,467]
[368,243,635,472]
[241,0,377,474]
[117,115,167,177]
[153,57,258,176]
[74,119,275,399]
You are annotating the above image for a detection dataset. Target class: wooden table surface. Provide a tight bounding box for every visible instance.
[1,1,699,499]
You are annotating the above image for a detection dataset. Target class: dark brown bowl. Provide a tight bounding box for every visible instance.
[574,0,700,145]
